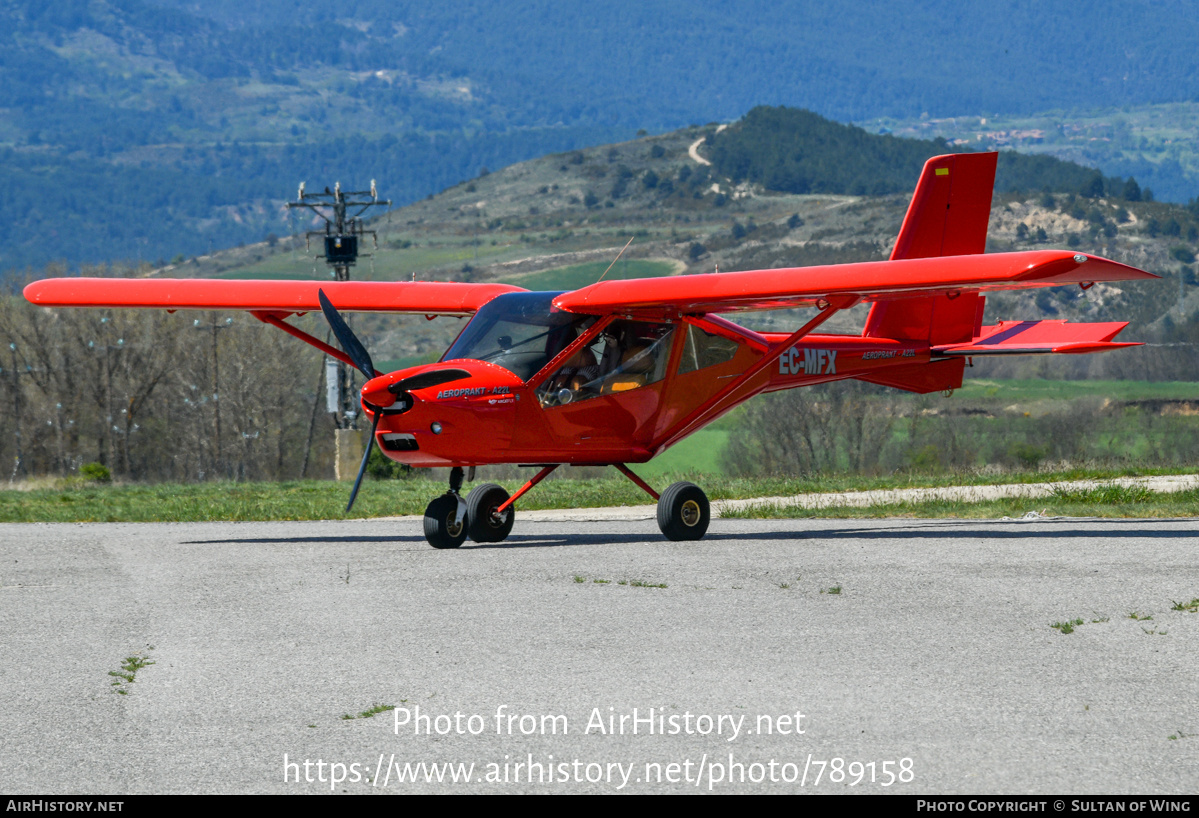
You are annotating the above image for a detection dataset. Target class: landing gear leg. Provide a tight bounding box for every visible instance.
[423,466,468,549]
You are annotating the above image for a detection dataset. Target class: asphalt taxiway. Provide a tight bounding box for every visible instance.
[1,516,1196,793]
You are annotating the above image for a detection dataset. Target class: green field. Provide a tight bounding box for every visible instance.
[500,259,678,290]
[217,240,517,281]
[955,379,1199,402]
[637,430,729,480]
[624,380,1199,480]
[219,267,329,280]
[216,251,680,290]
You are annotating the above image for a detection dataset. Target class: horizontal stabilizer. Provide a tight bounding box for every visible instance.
[933,320,1138,356]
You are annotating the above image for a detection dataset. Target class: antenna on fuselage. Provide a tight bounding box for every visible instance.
[595,236,635,284]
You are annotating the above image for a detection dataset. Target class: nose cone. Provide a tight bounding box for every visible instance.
[362,360,524,466]
[361,374,399,409]
[359,363,484,416]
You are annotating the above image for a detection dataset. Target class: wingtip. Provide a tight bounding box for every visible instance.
[1076,253,1158,280]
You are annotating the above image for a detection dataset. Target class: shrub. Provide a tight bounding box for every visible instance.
[80,462,111,483]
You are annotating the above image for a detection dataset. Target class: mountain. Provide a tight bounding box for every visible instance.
[5,0,1199,273]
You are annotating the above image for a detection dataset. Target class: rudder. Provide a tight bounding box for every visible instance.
[864,152,998,347]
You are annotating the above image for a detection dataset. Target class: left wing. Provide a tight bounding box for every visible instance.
[23,278,525,316]
[552,250,1154,318]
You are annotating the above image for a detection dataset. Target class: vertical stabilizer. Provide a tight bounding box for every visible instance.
[889,151,997,261]
[863,152,997,346]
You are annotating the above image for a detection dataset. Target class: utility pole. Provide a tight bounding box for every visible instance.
[286,181,391,432]
[6,343,26,479]
[193,315,233,477]
[286,180,391,481]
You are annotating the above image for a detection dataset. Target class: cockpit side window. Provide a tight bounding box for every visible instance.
[677,324,741,374]
[538,319,675,407]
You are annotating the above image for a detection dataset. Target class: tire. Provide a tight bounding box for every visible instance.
[466,483,515,543]
[656,481,710,541]
[424,494,468,549]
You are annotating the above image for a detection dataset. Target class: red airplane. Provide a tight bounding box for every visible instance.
[25,152,1155,547]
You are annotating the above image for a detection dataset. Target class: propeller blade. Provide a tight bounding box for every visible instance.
[318,289,375,378]
[389,368,472,394]
[346,411,381,513]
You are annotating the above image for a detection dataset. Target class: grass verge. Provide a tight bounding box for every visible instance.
[2,468,1198,523]
[722,484,1199,520]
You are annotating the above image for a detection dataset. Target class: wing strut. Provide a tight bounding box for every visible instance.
[654,295,856,451]
[250,311,381,376]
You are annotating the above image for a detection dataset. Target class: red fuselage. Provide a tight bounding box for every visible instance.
[363,303,931,468]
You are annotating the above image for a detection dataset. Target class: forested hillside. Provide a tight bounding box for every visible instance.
[5,0,1199,273]
[709,108,1131,198]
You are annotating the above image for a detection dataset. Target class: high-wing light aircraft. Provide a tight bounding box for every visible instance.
[25,152,1156,547]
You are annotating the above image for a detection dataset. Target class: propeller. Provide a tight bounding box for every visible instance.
[344,410,381,514]
[317,289,479,513]
[317,289,474,514]
[318,288,382,513]
[318,289,376,379]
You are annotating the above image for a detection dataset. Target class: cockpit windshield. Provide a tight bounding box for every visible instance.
[442,291,595,381]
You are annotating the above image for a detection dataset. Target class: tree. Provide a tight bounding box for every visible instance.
[1171,246,1196,264]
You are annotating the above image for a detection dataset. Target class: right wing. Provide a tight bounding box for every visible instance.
[551,250,1154,319]
[23,278,526,316]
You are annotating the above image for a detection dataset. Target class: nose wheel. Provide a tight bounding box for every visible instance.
[423,467,519,548]
[423,494,468,549]
[423,466,469,549]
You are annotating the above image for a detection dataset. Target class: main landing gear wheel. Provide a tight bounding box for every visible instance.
[657,481,710,541]
[465,483,515,543]
[424,494,467,549]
